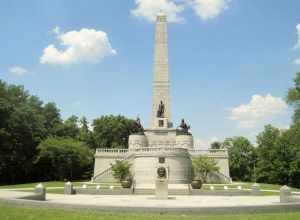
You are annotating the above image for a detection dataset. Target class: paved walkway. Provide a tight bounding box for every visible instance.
[1,189,300,214]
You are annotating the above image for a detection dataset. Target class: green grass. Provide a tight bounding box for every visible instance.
[235,182,300,192]
[0,181,120,189]
[0,204,300,220]
[1,181,298,196]
[0,181,81,189]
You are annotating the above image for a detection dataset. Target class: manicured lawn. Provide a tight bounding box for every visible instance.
[0,181,120,189]
[235,182,300,192]
[0,181,81,189]
[0,204,300,220]
[1,181,298,196]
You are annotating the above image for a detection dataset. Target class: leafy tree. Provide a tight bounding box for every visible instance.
[210,141,222,149]
[92,115,139,149]
[258,124,300,187]
[60,115,80,139]
[192,155,219,183]
[78,116,94,148]
[35,137,93,180]
[287,72,300,124]
[111,160,132,182]
[227,137,256,181]
[255,125,281,183]
[0,81,47,183]
[43,102,63,136]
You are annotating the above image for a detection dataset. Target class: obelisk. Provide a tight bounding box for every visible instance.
[151,12,172,128]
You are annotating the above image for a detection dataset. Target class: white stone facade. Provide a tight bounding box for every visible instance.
[92,13,231,188]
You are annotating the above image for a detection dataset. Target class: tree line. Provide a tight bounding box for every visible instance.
[1,72,300,187]
[0,80,139,184]
[210,72,300,188]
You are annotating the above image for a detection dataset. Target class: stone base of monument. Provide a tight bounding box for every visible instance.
[155,179,168,199]
[135,183,190,195]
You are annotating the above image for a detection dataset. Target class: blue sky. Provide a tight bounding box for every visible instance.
[1,0,300,147]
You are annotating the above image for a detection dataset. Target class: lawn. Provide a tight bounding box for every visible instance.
[0,181,298,196]
[0,181,120,190]
[0,204,300,220]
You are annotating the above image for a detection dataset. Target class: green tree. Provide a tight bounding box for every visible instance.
[255,125,281,183]
[192,155,219,183]
[92,115,139,149]
[43,102,63,136]
[60,115,80,139]
[227,137,256,181]
[210,141,222,149]
[287,72,300,124]
[35,137,93,180]
[0,81,47,183]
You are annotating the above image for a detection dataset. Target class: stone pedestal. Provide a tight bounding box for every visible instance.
[280,185,291,203]
[35,183,46,201]
[64,181,75,195]
[155,179,168,199]
[176,135,194,149]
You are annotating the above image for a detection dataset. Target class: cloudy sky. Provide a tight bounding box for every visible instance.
[1,0,300,147]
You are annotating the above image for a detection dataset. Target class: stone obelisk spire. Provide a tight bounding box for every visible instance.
[151,12,172,128]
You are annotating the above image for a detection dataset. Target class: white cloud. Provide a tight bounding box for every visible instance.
[52,26,60,35]
[131,0,232,22]
[40,28,116,65]
[191,0,231,20]
[9,66,29,76]
[294,58,300,65]
[294,24,300,49]
[131,0,185,23]
[229,94,288,129]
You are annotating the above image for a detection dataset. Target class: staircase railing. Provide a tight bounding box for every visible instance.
[92,153,135,182]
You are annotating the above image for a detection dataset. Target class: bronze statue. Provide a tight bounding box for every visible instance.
[157,100,165,118]
[178,118,191,135]
[134,116,144,134]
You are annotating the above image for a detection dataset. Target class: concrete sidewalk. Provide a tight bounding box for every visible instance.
[1,189,300,214]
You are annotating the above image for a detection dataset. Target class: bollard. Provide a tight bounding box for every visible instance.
[35,183,46,201]
[251,183,261,195]
[280,185,291,203]
[64,181,75,195]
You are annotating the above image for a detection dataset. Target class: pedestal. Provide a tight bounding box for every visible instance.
[155,179,168,199]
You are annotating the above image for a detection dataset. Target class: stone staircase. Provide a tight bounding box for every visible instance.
[134,184,191,195]
[92,153,135,183]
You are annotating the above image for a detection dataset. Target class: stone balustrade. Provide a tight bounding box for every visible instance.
[95,147,227,157]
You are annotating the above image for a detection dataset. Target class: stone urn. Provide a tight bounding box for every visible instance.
[121,179,132,188]
[191,179,202,189]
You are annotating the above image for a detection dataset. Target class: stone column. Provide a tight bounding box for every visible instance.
[152,12,172,128]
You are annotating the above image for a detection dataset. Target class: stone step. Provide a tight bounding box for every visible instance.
[134,188,190,195]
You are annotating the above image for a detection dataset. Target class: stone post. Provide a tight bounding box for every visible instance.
[251,183,261,195]
[35,183,46,201]
[280,185,291,203]
[155,166,168,199]
[64,181,75,195]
